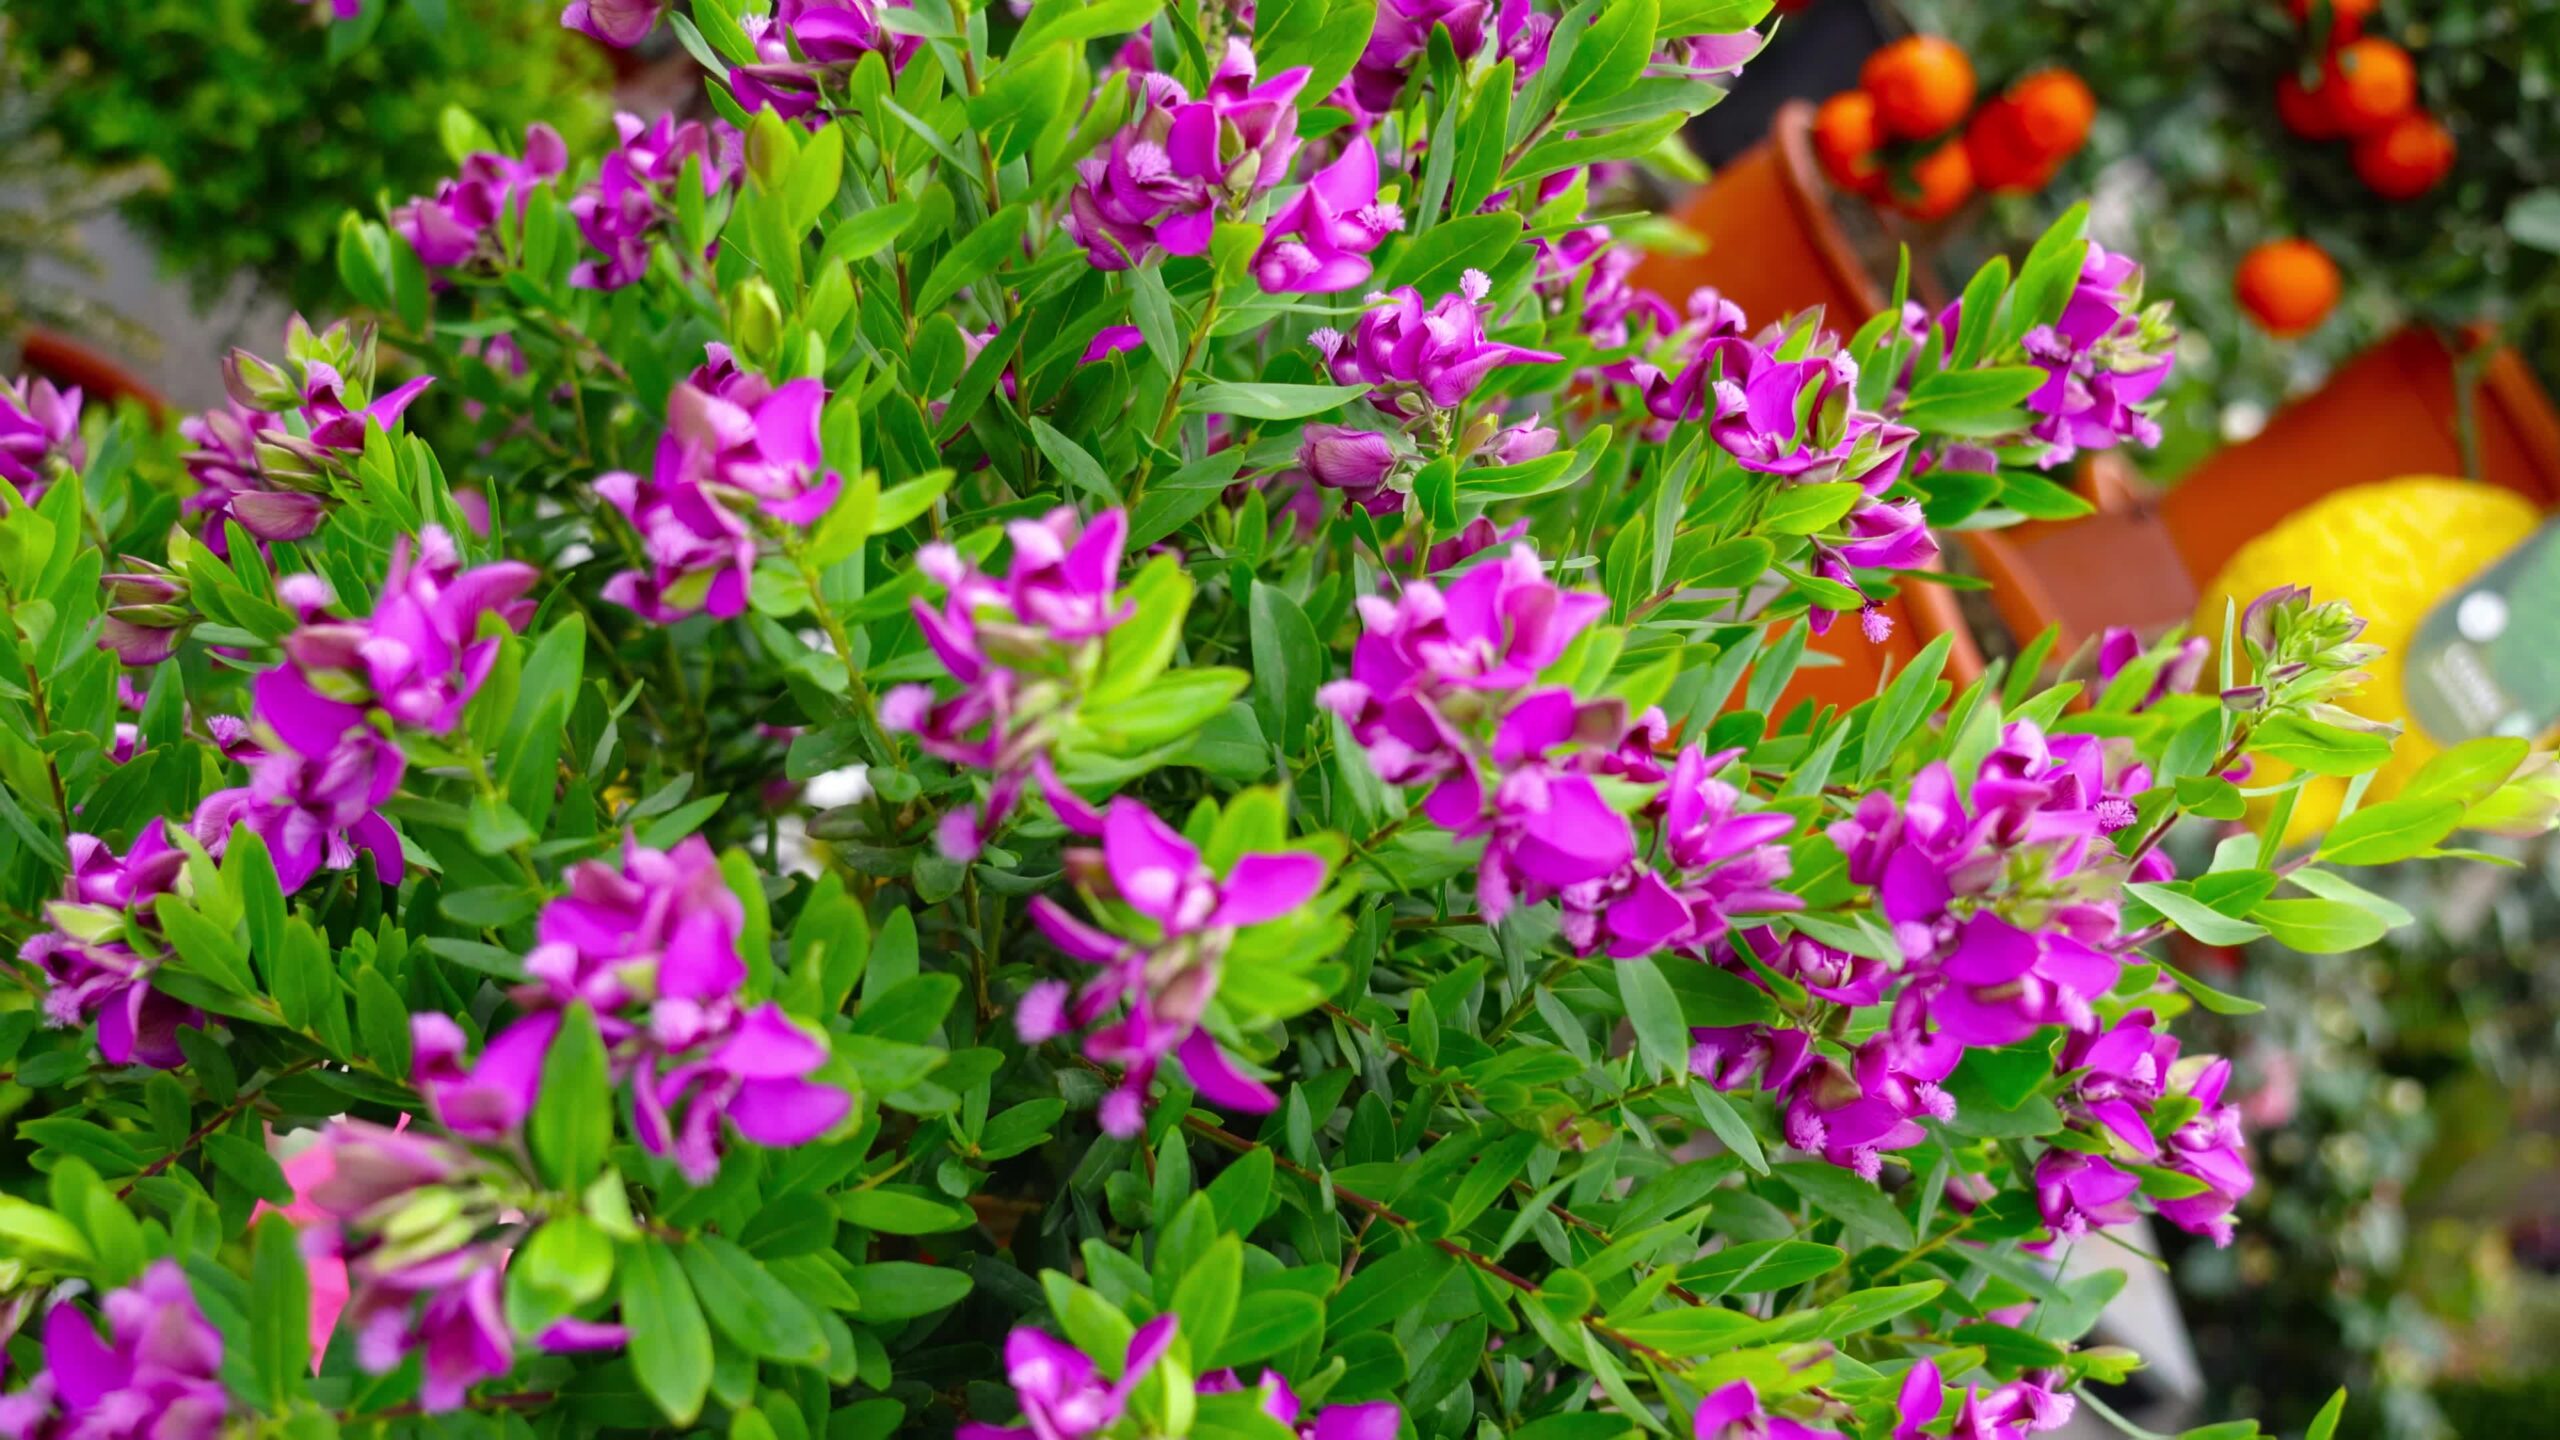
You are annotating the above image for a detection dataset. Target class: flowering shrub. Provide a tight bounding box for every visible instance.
[0,3,2549,1439]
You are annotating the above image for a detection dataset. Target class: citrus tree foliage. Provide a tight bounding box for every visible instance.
[1,3,2548,1439]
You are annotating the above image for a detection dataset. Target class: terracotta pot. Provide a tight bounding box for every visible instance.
[1633,101,1982,714]
[1958,328,2560,656]
[2158,328,2560,586]
[1630,99,1891,335]
[17,326,168,419]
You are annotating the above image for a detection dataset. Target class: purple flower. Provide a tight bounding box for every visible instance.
[2058,1009,2177,1157]
[1,1261,229,1440]
[414,837,848,1182]
[959,1319,1179,1440]
[2151,1057,2254,1246]
[1691,1380,1839,1440]
[1025,798,1325,1136]
[1347,1,1493,114]
[273,526,539,735]
[1315,272,1562,417]
[1423,516,1526,573]
[597,349,835,619]
[2096,627,2209,712]
[19,822,203,1069]
[2031,1150,2143,1244]
[1067,42,1309,270]
[1532,228,1678,359]
[560,0,663,46]
[191,724,406,894]
[176,401,286,552]
[571,112,740,290]
[1200,1370,1403,1440]
[393,125,569,270]
[1252,135,1405,294]
[729,0,919,119]
[883,508,1135,858]
[0,374,83,500]
[636,1002,850,1183]
[595,445,757,622]
[1689,1023,1813,1094]
[1299,423,1401,515]
[2020,243,2177,468]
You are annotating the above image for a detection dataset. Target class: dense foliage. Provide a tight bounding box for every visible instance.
[4,0,608,309]
[3,3,2552,1440]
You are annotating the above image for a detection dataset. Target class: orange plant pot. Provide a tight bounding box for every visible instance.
[1959,328,2560,657]
[1629,99,1890,339]
[18,327,168,419]
[1633,101,1981,715]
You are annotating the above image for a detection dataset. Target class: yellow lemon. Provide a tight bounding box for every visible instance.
[2193,478,2542,842]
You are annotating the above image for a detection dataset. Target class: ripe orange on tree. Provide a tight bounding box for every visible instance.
[2321,38,2417,137]
[1895,140,1975,221]
[1966,99,2055,194]
[1861,36,1976,141]
[2353,110,2455,199]
[1812,90,1886,194]
[2235,238,2342,337]
[2274,72,2340,140]
[2008,69,2095,159]
[2287,0,2376,43]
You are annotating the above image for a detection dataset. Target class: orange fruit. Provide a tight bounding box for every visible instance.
[1966,99,2056,193]
[2322,38,2417,137]
[2234,239,2342,337]
[1812,91,1886,194]
[2275,72,2340,139]
[1895,140,1975,221]
[1860,36,1977,141]
[2353,110,2455,199]
[2287,0,2375,42]
[2008,69,2096,160]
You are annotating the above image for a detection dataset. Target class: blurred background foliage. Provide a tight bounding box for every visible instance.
[2,0,610,311]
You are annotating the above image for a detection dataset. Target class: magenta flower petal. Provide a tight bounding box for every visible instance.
[1174,1028,1279,1114]
[1207,852,1326,928]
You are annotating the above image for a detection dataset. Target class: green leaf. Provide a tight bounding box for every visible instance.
[1207,1289,1323,1369]
[2125,882,2268,946]
[622,1243,714,1425]
[2157,960,2265,1016]
[1816,1280,1944,1339]
[1170,1235,1243,1361]
[204,1134,296,1207]
[844,1261,973,1320]
[1772,1161,1916,1248]
[1185,381,1369,421]
[2305,1389,2348,1440]
[2247,714,2395,777]
[251,1216,311,1409]
[1678,1240,1844,1297]
[2283,868,2416,930]
[1605,1305,1766,1354]
[915,204,1030,314]
[2316,796,2463,865]
[2249,897,2389,954]
[2505,190,2560,253]
[1030,418,1122,505]
[353,965,413,1081]
[531,1005,612,1190]
[1899,367,2046,437]
[1375,213,1527,298]
[1557,0,1656,111]
[1617,956,1690,1080]
[1248,582,1322,747]
[839,1187,976,1234]
[1759,482,1864,536]
[1331,1242,1454,1337]
[1686,1083,1769,1174]
[680,1235,829,1365]
[1859,631,1954,779]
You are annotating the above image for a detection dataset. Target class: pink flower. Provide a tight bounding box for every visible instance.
[393,125,568,270]
[1067,41,1309,270]
[1024,798,1326,1135]
[1316,273,1562,418]
[1252,136,1405,294]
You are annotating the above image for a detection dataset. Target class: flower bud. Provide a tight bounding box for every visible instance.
[1299,424,1397,494]
[727,279,784,368]
[1488,419,1559,466]
[223,349,304,413]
